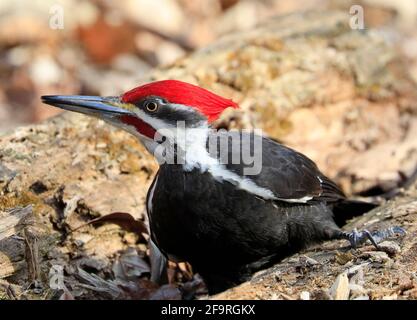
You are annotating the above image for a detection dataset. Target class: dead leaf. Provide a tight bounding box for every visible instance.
[149,284,181,300]
[72,212,148,236]
[113,247,150,282]
[77,267,124,299]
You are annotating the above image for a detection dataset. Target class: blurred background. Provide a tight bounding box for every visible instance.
[1,0,417,133]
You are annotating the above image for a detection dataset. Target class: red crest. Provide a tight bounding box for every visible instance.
[122,80,239,122]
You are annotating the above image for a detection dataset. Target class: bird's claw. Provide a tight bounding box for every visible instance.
[342,226,406,250]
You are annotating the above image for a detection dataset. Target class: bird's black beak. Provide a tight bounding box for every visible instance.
[41,95,135,119]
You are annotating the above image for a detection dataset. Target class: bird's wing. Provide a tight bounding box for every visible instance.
[208,131,345,203]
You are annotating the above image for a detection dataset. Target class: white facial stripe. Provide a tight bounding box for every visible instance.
[133,108,175,131]
[178,126,211,170]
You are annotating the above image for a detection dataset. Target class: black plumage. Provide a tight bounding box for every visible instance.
[147,133,375,294]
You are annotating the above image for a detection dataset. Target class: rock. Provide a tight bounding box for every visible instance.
[378,241,401,256]
[215,0,263,35]
[382,294,398,300]
[0,163,16,183]
[329,272,350,300]
[298,255,319,268]
[311,289,332,300]
[404,288,417,299]
[396,273,415,292]
[28,55,61,86]
[300,291,310,300]
[365,0,417,28]
[349,267,366,288]
[153,40,186,66]
[121,0,186,36]
[71,233,94,247]
[360,251,392,264]
[335,251,355,265]
[349,283,368,298]
[347,263,370,278]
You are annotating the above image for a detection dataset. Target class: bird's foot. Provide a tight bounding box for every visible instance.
[341,226,406,250]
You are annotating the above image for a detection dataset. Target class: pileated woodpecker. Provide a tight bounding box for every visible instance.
[42,80,405,294]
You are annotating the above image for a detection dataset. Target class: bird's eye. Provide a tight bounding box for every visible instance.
[145,101,159,112]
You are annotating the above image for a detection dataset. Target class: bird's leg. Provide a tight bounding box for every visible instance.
[340,226,406,249]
